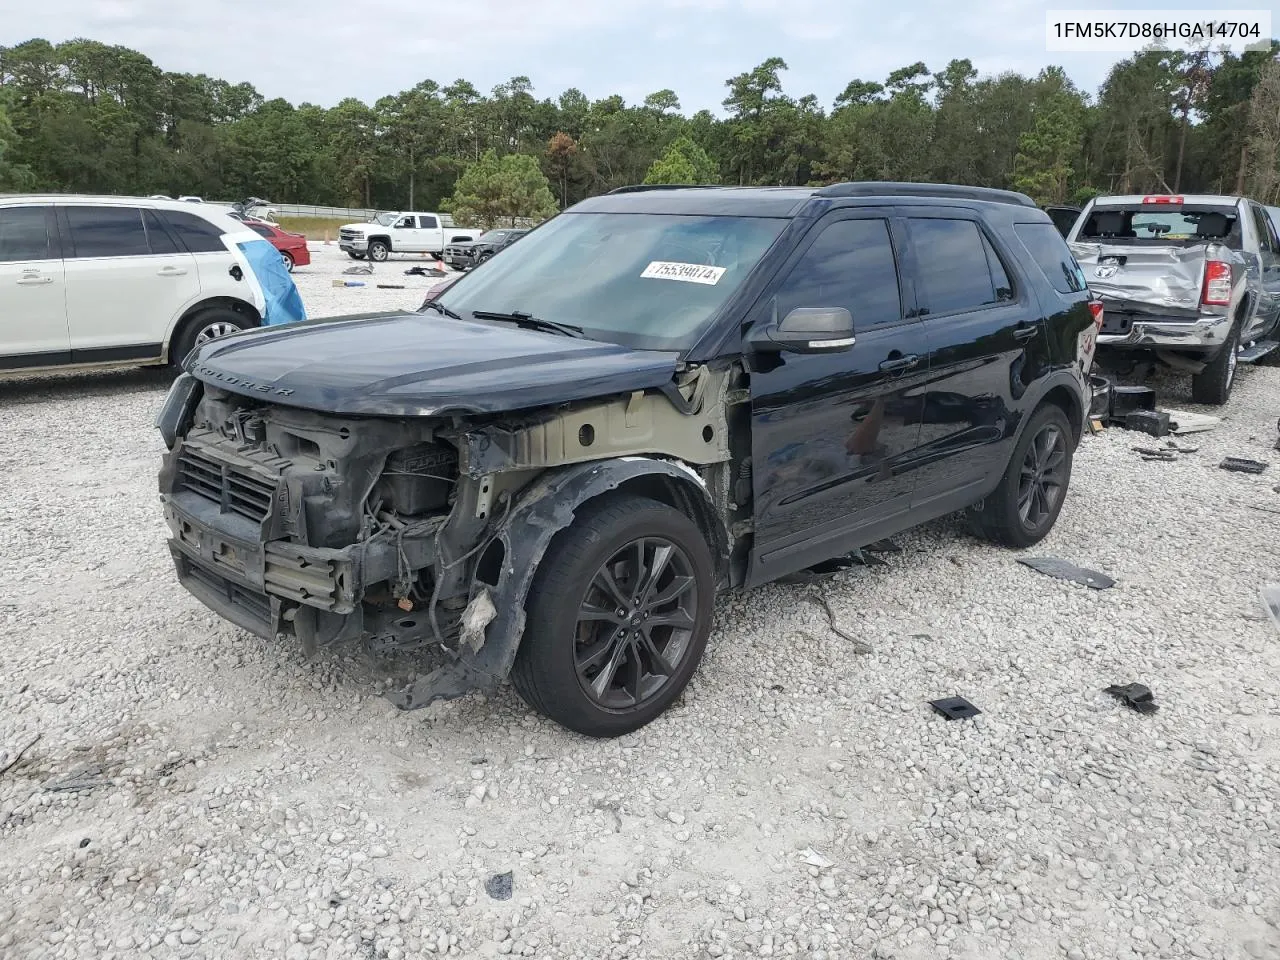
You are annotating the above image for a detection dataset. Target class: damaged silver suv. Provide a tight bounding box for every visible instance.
[157,183,1097,737]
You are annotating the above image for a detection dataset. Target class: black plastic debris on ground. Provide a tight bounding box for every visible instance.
[1133,446,1177,462]
[1104,682,1159,714]
[1018,557,1115,590]
[863,538,903,554]
[1220,457,1269,475]
[485,871,514,901]
[930,696,981,720]
[1109,385,1156,422]
[1124,410,1171,437]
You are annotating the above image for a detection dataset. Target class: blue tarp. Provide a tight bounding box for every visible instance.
[237,237,307,327]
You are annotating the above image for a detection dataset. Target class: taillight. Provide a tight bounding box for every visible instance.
[1202,261,1231,306]
[1088,300,1104,329]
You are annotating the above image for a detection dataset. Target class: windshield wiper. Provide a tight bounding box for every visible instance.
[470,309,584,338]
[419,299,462,320]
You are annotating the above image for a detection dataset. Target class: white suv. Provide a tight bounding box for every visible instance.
[0,195,290,377]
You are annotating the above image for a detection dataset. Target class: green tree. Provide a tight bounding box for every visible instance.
[1011,68,1088,204]
[444,149,557,228]
[643,135,718,184]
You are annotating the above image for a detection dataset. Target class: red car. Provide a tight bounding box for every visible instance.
[245,220,311,272]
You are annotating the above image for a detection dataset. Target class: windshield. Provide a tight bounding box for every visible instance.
[479,230,506,241]
[1078,204,1241,248]
[438,212,788,351]
[372,213,398,226]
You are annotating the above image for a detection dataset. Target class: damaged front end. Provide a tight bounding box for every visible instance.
[156,363,742,710]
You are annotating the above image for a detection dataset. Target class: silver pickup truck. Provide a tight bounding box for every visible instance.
[1066,194,1280,404]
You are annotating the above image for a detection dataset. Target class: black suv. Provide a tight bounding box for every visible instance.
[157,182,1097,737]
[442,228,528,270]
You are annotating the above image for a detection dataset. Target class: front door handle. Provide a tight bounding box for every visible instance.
[157,266,188,277]
[879,354,919,373]
[17,274,53,285]
[1013,323,1039,341]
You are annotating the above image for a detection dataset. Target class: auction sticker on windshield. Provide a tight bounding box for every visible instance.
[641,261,727,285]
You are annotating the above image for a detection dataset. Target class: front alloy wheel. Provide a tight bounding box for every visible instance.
[512,494,716,737]
[574,537,699,710]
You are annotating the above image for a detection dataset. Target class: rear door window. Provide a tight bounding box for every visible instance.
[418,215,439,229]
[64,206,150,258]
[1014,222,1087,294]
[158,210,228,253]
[773,218,903,329]
[0,206,54,262]
[142,209,181,255]
[908,218,1012,315]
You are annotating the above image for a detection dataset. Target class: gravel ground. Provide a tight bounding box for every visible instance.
[2,253,1279,960]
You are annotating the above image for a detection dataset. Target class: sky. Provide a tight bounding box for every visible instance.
[3,0,1254,114]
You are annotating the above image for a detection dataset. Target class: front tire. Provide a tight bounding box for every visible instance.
[511,495,716,738]
[281,251,295,272]
[969,404,1074,549]
[171,307,253,368]
[1191,317,1241,405]
[368,240,390,262]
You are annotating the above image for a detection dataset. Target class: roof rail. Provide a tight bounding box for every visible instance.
[815,181,1038,208]
[607,184,727,195]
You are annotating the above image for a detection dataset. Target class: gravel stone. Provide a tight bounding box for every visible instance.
[1,251,1277,960]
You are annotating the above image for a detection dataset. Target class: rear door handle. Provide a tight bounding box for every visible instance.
[157,266,188,276]
[17,274,53,285]
[879,354,919,373]
[1013,323,1039,341]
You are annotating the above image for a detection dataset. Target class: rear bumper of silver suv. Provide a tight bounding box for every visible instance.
[1097,306,1232,354]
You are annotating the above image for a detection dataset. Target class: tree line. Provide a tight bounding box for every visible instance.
[2,37,1280,225]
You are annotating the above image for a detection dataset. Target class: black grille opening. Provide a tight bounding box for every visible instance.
[177,449,276,523]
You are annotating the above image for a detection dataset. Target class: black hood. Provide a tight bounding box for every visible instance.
[185,311,681,417]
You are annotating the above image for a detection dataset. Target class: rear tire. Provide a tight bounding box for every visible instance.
[347,252,366,261]
[1191,316,1241,405]
[511,495,716,738]
[969,404,1074,549]
[170,307,253,368]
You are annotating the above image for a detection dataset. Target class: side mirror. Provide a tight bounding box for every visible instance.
[750,306,855,354]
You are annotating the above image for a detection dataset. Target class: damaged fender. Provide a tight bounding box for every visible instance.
[385,455,729,711]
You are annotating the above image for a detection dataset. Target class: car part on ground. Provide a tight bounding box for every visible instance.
[1104,682,1159,714]
[929,696,981,720]
[1219,457,1269,474]
[1017,556,1115,589]
[156,180,1093,737]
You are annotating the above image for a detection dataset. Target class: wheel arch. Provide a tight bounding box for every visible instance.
[1038,381,1085,446]
[164,297,261,363]
[366,234,392,249]
[386,457,729,712]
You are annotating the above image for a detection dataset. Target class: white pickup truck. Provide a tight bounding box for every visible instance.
[338,212,480,262]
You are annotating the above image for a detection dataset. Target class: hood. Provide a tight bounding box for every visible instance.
[185,311,681,417]
[446,239,480,249]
